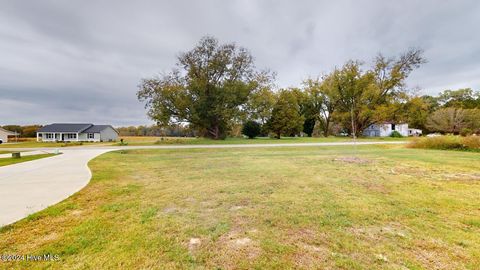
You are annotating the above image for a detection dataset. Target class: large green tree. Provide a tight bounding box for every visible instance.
[266,89,304,139]
[333,49,425,136]
[245,86,276,125]
[302,74,341,137]
[137,36,271,139]
[438,88,480,109]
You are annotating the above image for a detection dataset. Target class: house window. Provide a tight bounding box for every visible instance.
[66,133,77,139]
[46,133,54,139]
[88,133,94,139]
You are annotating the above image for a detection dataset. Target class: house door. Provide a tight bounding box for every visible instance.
[62,134,65,141]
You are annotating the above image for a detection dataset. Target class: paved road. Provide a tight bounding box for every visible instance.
[0,141,405,227]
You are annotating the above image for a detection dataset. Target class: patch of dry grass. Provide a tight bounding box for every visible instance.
[408,135,480,151]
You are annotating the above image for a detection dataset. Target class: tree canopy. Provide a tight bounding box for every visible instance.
[137,36,480,139]
[137,36,272,139]
[266,89,304,139]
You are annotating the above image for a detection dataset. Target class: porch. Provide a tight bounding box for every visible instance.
[37,132,79,142]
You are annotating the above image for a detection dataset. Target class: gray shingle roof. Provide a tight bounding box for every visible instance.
[83,125,118,134]
[37,123,93,133]
[37,123,118,134]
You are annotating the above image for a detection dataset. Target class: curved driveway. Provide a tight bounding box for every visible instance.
[0,141,404,226]
[0,149,114,226]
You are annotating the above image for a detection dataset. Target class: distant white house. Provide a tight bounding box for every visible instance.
[0,127,17,144]
[37,123,118,142]
[363,123,409,137]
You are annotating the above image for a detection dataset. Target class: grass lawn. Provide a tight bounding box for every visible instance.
[118,135,408,146]
[0,154,56,167]
[1,145,479,269]
[0,136,407,148]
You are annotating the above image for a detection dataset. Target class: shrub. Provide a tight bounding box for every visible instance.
[462,136,480,149]
[242,121,261,139]
[390,131,403,138]
[460,128,473,137]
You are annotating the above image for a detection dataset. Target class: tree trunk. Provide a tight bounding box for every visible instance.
[207,125,220,140]
[323,118,330,137]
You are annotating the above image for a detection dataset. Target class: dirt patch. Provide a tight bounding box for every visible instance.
[70,210,83,216]
[359,181,390,194]
[348,222,409,241]
[441,173,480,181]
[390,165,439,179]
[375,253,389,262]
[412,238,467,270]
[42,232,58,242]
[284,228,331,269]
[233,237,252,246]
[188,238,201,253]
[212,229,262,268]
[163,206,178,214]
[229,206,244,211]
[334,156,371,164]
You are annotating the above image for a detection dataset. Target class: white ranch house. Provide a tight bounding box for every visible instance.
[37,123,118,142]
[0,127,17,144]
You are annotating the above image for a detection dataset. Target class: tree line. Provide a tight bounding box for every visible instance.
[137,36,480,139]
[0,125,41,138]
[116,125,195,137]
[3,37,479,139]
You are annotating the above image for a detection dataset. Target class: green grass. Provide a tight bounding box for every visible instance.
[1,145,479,269]
[0,136,407,148]
[0,154,56,167]
[119,135,408,146]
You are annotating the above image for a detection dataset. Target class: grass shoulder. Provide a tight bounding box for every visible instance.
[0,153,57,167]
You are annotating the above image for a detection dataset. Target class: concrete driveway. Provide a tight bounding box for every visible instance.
[0,141,404,227]
[0,149,114,226]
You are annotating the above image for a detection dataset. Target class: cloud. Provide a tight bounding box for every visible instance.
[1,0,479,125]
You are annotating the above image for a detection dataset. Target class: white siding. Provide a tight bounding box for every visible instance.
[395,124,409,137]
[36,125,118,142]
[364,123,409,137]
[0,132,8,143]
[99,127,118,142]
[0,129,15,143]
[78,133,88,141]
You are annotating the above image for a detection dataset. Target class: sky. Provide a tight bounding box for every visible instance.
[1,0,479,126]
